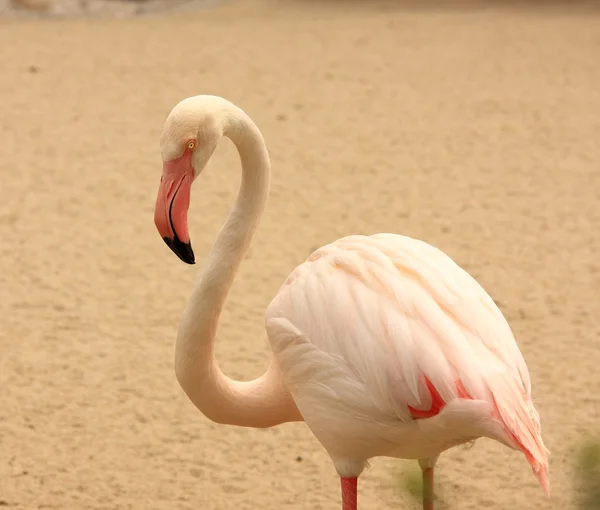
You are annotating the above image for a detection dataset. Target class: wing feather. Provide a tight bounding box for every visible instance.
[266,233,549,490]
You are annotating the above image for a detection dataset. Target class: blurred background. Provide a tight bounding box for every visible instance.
[1,0,599,509]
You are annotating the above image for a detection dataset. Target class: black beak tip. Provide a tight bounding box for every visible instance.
[162,236,195,265]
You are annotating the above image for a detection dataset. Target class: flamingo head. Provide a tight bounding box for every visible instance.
[154,96,225,264]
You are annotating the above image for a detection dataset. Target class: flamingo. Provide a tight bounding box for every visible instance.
[153,95,550,510]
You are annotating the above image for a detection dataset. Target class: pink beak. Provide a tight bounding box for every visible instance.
[154,150,195,264]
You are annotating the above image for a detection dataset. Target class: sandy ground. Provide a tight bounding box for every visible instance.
[1,1,599,509]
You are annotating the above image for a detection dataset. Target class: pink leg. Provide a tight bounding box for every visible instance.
[341,477,358,510]
[422,467,434,510]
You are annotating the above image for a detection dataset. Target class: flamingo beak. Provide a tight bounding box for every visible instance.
[154,152,195,264]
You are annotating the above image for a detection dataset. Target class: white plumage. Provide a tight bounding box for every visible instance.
[266,233,549,490]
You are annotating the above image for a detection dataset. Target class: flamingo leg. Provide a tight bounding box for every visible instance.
[422,467,434,510]
[341,477,358,510]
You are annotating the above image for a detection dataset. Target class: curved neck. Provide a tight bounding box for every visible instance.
[174,112,301,428]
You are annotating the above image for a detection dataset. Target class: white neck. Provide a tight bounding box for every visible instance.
[173,104,301,428]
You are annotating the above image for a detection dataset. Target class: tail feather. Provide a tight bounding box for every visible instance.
[489,377,550,494]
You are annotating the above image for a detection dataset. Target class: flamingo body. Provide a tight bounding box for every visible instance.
[266,233,549,489]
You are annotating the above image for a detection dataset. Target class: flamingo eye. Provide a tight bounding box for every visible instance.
[187,140,196,150]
